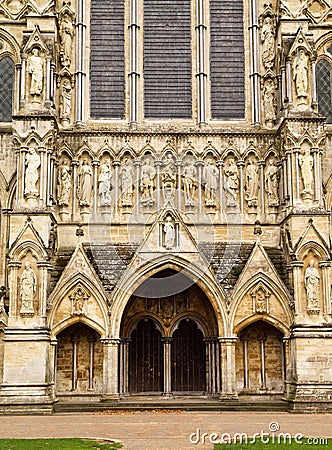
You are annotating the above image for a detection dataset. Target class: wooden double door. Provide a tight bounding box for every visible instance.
[129,318,206,394]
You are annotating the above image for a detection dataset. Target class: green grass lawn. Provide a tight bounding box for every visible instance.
[214,437,331,449]
[0,438,122,449]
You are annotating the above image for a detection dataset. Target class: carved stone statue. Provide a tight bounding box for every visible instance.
[98,158,112,206]
[140,158,156,206]
[299,148,313,194]
[60,79,72,125]
[265,160,279,207]
[245,159,259,207]
[120,158,134,207]
[20,261,36,315]
[161,153,176,201]
[263,78,277,126]
[224,158,239,207]
[77,159,93,206]
[57,158,72,206]
[28,48,44,96]
[293,49,309,100]
[163,216,175,250]
[59,13,74,68]
[261,16,275,70]
[305,260,320,310]
[24,147,40,196]
[183,160,197,206]
[203,159,218,206]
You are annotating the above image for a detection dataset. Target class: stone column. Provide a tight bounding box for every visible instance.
[311,57,317,109]
[88,335,96,390]
[258,335,267,390]
[155,160,162,210]
[286,57,293,105]
[71,334,79,391]
[20,55,26,110]
[291,261,304,322]
[249,0,260,125]
[312,147,322,204]
[196,160,204,214]
[237,160,245,214]
[195,0,207,126]
[217,160,224,216]
[45,57,51,106]
[286,150,293,207]
[162,337,172,396]
[319,261,331,321]
[175,160,182,210]
[129,0,139,124]
[50,338,58,396]
[92,160,99,217]
[242,337,249,389]
[17,147,28,204]
[119,338,130,396]
[219,337,238,399]
[75,0,86,125]
[15,63,21,112]
[36,261,51,320]
[113,160,120,216]
[258,160,265,218]
[293,147,300,204]
[281,66,286,106]
[101,338,120,400]
[71,159,79,221]
[38,146,47,205]
[134,160,141,215]
[7,261,21,318]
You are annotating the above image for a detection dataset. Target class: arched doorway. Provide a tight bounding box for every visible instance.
[171,319,206,393]
[236,320,284,394]
[120,269,219,396]
[129,318,163,393]
[56,323,103,394]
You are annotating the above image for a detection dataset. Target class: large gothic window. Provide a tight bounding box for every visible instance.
[90,0,125,119]
[316,58,332,123]
[0,56,14,122]
[143,0,192,119]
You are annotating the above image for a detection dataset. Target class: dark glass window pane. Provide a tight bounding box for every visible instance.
[316,58,332,123]
[0,56,14,122]
[144,0,192,119]
[90,0,125,119]
[210,0,245,119]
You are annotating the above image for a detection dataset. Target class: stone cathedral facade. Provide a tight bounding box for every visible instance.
[0,0,331,414]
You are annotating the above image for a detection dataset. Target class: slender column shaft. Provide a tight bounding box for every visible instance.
[238,161,245,214]
[71,336,79,391]
[129,0,139,124]
[20,57,26,108]
[286,59,293,104]
[88,338,95,390]
[243,339,249,389]
[259,339,266,389]
[196,161,204,214]
[162,338,172,395]
[134,161,141,214]
[113,161,120,215]
[72,160,79,220]
[92,160,99,216]
[195,0,207,125]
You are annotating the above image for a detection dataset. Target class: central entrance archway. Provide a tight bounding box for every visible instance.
[120,269,219,396]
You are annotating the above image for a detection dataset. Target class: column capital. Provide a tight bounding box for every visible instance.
[218,337,238,345]
[113,160,121,167]
[319,261,331,269]
[101,338,121,346]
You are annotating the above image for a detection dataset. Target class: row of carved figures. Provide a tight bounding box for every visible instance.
[55,154,281,212]
[21,147,318,213]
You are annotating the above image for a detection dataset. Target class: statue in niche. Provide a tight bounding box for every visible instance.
[163,215,175,250]
[120,158,134,207]
[261,16,276,70]
[59,79,72,125]
[20,261,36,315]
[183,159,197,206]
[265,160,279,207]
[293,49,309,100]
[140,157,156,206]
[59,13,74,68]
[203,158,218,206]
[305,259,320,310]
[161,153,176,201]
[70,286,89,316]
[224,158,239,207]
[245,159,259,207]
[24,147,40,196]
[263,78,277,126]
[57,158,72,206]
[299,148,313,194]
[77,159,93,206]
[28,48,44,96]
[98,158,112,206]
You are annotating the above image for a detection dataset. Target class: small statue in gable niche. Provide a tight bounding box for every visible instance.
[265,160,279,207]
[261,15,276,70]
[305,259,320,312]
[120,158,134,207]
[77,158,93,206]
[98,158,112,206]
[28,48,44,97]
[140,157,156,206]
[70,286,89,316]
[183,159,197,206]
[245,158,259,207]
[293,49,309,101]
[59,12,74,68]
[203,158,218,206]
[224,158,239,207]
[163,215,175,250]
[20,261,36,315]
[57,158,72,206]
[24,147,41,196]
